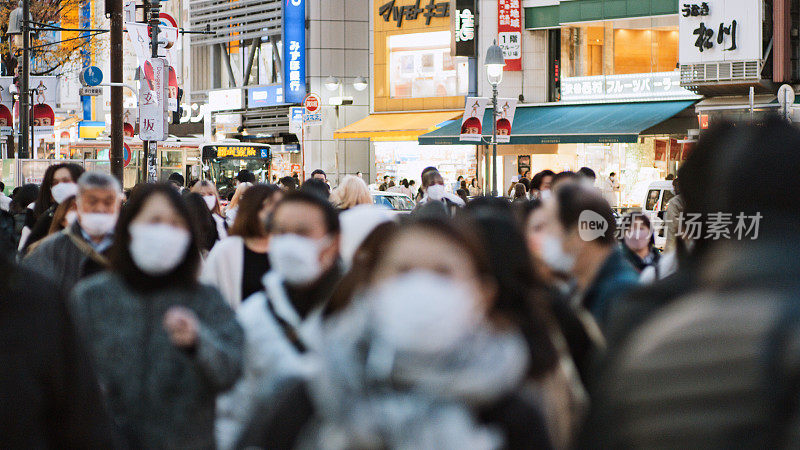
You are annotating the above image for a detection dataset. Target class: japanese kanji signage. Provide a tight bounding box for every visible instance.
[561,72,698,102]
[379,0,450,27]
[452,0,476,57]
[679,0,761,65]
[138,58,169,141]
[283,0,306,104]
[498,0,522,71]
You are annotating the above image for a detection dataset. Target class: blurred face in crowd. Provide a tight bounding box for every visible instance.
[132,193,188,231]
[313,173,326,182]
[78,187,119,216]
[371,228,493,313]
[53,168,75,186]
[525,207,550,262]
[536,199,583,275]
[624,216,652,252]
[540,175,553,192]
[270,201,339,281]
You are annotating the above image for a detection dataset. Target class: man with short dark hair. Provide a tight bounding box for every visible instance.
[310,169,327,182]
[0,181,9,212]
[278,176,298,192]
[539,183,637,328]
[378,175,390,192]
[301,178,330,200]
[168,172,185,191]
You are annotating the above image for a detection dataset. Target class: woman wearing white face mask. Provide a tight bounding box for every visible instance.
[191,180,228,240]
[69,183,244,449]
[201,184,282,308]
[240,219,553,450]
[21,163,84,252]
[620,212,660,274]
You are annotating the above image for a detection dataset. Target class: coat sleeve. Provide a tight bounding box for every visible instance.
[192,286,244,392]
[20,236,57,278]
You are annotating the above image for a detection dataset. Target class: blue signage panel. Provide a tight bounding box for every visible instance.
[81,66,104,87]
[283,0,306,104]
[248,85,286,108]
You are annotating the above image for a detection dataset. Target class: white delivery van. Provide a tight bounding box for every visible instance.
[642,180,676,249]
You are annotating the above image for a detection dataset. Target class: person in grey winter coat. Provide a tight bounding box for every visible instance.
[70,183,243,449]
[23,171,121,294]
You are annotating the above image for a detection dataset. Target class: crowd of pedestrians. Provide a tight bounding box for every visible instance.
[4,116,800,448]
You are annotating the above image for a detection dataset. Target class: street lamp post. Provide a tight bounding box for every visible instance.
[485,40,504,197]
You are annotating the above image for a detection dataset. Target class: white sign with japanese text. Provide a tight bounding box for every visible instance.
[561,72,699,102]
[495,98,517,143]
[678,0,762,65]
[138,58,169,141]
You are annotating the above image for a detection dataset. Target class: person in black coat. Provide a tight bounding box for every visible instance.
[0,252,117,447]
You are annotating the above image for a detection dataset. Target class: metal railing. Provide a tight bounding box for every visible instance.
[680,60,761,85]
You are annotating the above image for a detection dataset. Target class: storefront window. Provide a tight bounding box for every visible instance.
[388,31,469,99]
[561,16,679,77]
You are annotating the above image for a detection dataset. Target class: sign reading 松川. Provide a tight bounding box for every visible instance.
[678,0,762,65]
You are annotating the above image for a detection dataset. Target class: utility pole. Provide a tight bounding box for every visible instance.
[109,0,124,183]
[20,0,30,159]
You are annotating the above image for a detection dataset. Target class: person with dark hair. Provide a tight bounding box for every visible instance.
[517,176,531,193]
[583,117,800,448]
[551,170,578,192]
[191,180,228,240]
[215,190,342,449]
[202,184,282,308]
[21,163,84,251]
[469,177,482,196]
[619,212,659,273]
[183,192,219,256]
[539,183,638,328]
[310,169,327,182]
[456,188,470,205]
[241,218,553,449]
[236,169,256,184]
[301,178,331,199]
[512,183,528,203]
[23,172,121,294]
[168,172,185,191]
[577,167,596,185]
[8,183,39,248]
[278,176,298,191]
[414,169,464,217]
[531,169,556,200]
[69,183,243,449]
[378,175,390,192]
[0,250,117,448]
[601,171,621,208]
[464,198,586,448]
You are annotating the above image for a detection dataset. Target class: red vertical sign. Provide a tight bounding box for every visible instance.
[497,0,522,71]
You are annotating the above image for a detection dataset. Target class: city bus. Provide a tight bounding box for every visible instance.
[200,142,271,200]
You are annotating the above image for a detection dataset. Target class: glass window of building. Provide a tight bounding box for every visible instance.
[388,31,469,99]
[561,16,679,77]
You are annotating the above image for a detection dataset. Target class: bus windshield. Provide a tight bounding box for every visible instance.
[208,158,270,200]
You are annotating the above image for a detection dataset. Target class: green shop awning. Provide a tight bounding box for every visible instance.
[418,100,696,146]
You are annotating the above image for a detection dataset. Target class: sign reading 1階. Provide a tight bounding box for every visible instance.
[283,0,306,104]
[452,0,476,57]
[678,0,762,65]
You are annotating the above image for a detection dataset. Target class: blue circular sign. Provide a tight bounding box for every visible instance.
[80,66,103,87]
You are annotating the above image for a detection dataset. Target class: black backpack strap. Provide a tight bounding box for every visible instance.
[265,295,307,354]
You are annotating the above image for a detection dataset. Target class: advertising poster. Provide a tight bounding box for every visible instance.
[498,0,522,71]
[0,77,12,136]
[460,97,489,142]
[495,97,517,143]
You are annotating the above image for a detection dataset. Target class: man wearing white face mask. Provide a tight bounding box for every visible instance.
[215,190,342,450]
[23,171,121,294]
[539,183,638,330]
[414,168,464,218]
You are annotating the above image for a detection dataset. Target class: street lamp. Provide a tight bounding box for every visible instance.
[485,40,504,197]
[324,76,341,92]
[353,76,368,92]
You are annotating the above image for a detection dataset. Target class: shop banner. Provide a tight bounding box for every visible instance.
[498,0,522,71]
[460,97,489,142]
[452,0,477,57]
[679,0,762,65]
[0,78,11,136]
[283,0,306,104]
[138,57,169,141]
[495,97,517,143]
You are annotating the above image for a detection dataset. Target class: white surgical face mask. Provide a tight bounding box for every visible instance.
[370,271,482,354]
[79,212,118,236]
[540,189,552,200]
[540,234,575,274]
[202,195,217,210]
[65,210,78,226]
[427,184,446,201]
[51,182,78,204]
[129,223,191,276]
[269,233,328,285]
